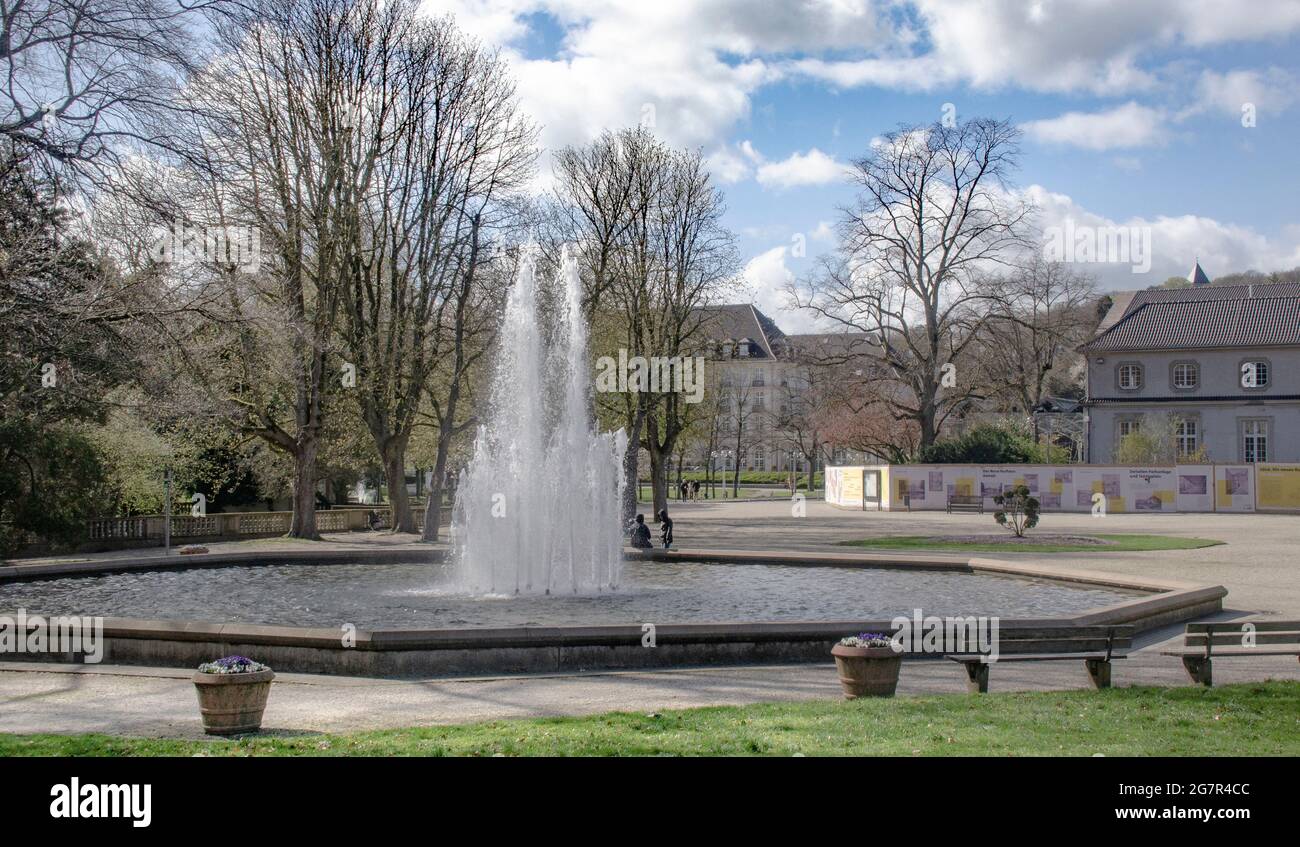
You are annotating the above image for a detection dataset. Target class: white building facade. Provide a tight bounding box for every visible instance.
[1082,277,1300,464]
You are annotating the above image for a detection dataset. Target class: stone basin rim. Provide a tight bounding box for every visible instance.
[0,549,1225,673]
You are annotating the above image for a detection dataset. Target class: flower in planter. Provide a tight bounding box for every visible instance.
[837,632,894,648]
[197,655,270,674]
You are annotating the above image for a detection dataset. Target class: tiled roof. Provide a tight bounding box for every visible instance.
[700,304,879,360]
[698,304,785,357]
[782,331,878,360]
[1111,282,1300,317]
[1082,295,1300,352]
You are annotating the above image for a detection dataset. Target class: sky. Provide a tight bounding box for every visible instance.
[423,0,1300,332]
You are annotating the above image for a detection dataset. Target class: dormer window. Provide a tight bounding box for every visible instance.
[737,339,751,357]
[1117,363,1143,390]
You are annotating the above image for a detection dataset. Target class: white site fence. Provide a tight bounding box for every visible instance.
[825,463,1300,513]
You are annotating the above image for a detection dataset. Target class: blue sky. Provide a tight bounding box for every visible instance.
[426,0,1300,331]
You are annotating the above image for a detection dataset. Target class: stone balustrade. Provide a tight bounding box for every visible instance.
[83,508,426,545]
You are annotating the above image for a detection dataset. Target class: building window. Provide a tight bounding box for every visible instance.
[1117,363,1143,390]
[1171,362,1199,390]
[1118,418,1141,439]
[752,369,765,387]
[751,393,765,412]
[1175,418,1199,457]
[753,446,766,471]
[1243,420,1269,463]
[1240,359,1270,389]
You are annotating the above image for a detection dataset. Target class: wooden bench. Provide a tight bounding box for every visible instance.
[1160,619,1300,687]
[946,493,984,514]
[946,625,1132,693]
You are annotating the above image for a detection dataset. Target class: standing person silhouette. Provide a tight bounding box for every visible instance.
[657,509,674,549]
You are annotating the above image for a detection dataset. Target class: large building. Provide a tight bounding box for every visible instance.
[1081,265,1300,463]
[697,304,879,473]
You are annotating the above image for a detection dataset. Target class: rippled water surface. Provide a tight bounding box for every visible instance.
[0,560,1138,629]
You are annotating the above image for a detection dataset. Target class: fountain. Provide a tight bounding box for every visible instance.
[451,248,628,595]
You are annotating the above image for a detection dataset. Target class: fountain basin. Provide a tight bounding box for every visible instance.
[0,549,1226,678]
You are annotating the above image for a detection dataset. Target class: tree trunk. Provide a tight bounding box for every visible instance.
[919,387,939,447]
[383,439,415,533]
[622,404,645,525]
[422,414,456,542]
[424,213,478,543]
[649,444,668,516]
[287,440,320,539]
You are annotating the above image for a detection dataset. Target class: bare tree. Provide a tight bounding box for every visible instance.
[334,7,536,533]
[639,145,737,515]
[977,256,1096,416]
[548,129,647,314]
[721,380,757,498]
[771,358,831,493]
[418,233,522,542]
[791,118,1032,448]
[160,0,386,538]
[0,0,221,177]
[556,127,669,523]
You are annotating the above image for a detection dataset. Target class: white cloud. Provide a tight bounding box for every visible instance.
[1025,184,1300,289]
[1021,102,1167,150]
[420,0,899,162]
[741,246,826,332]
[420,1,1300,184]
[755,148,849,189]
[788,1,1300,95]
[706,140,765,184]
[1191,67,1298,118]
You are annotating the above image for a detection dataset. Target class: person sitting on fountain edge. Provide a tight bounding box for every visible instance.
[630,514,653,549]
[657,509,673,550]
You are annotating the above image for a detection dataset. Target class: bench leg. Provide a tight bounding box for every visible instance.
[961,661,989,693]
[1182,655,1212,687]
[1085,658,1112,690]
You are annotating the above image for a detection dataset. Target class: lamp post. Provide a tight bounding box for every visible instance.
[163,468,172,555]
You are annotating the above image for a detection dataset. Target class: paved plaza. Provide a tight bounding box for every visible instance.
[2,501,1297,737]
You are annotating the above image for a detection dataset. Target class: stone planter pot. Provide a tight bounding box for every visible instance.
[192,669,275,735]
[831,644,902,699]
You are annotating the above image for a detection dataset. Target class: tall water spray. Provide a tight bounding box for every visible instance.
[451,249,628,594]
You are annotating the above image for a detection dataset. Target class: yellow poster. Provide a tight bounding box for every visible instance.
[1257,464,1300,510]
[841,468,863,507]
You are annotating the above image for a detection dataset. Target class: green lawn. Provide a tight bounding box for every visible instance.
[839,533,1224,554]
[2,682,1294,757]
